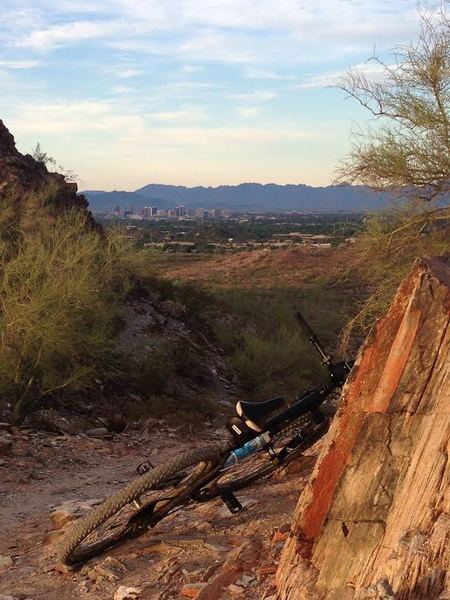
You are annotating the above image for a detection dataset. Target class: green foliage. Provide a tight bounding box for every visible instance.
[0,204,136,423]
[335,12,450,349]
[231,326,316,395]
[134,266,213,315]
[337,13,450,202]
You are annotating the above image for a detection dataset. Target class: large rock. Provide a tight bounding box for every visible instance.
[50,498,103,531]
[0,555,13,569]
[0,433,13,455]
[276,256,450,600]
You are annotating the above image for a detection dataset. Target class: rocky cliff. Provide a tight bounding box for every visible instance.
[0,119,97,232]
[276,255,450,599]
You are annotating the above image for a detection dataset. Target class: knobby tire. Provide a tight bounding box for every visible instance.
[57,446,220,565]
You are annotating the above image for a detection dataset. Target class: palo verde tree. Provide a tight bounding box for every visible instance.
[336,12,450,350]
[337,12,450,201]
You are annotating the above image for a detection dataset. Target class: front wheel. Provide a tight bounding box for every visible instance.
[57,446,220,565]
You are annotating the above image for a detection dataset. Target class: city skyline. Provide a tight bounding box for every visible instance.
[0,1,442,190]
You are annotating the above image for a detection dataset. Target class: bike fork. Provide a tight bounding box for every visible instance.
[220,491,243,514]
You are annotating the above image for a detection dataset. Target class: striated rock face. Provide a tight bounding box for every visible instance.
[0,119,97,231]
[277,255,450,600]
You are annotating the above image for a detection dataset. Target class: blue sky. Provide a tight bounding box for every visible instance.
[0,0,442,190]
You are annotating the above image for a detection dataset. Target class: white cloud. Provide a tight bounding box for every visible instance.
[7,99,317,145]
[237,106,260,119]
[0,59,40,69]
[111,84,134,94]
[6,0,433,67]
[296,61,389,89]
[228,90,277,102]
[182,64,203,73]
[1,0,444,189]
[17,20,123,50]
[115,68,142,78]
[243,68,296,81]
[179,31,254,64]
[8,100,145,134]
[150,108,208,122]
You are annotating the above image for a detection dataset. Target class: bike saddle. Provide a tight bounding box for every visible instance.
[236,397,287,432]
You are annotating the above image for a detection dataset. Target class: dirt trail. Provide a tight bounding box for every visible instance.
[0,423,317,600]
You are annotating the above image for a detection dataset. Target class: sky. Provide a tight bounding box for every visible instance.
[0,0,443,190]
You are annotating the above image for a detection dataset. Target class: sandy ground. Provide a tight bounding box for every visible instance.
[0,423,318,600]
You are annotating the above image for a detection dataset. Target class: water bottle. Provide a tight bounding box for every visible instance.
[224,432,270,468]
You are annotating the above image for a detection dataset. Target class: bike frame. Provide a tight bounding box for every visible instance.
[192,310,353,505]
[145,311,352,515]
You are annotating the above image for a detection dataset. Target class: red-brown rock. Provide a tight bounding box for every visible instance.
[277,256,450,600]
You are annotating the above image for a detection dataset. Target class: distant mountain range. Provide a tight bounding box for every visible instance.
[82,183,393,213]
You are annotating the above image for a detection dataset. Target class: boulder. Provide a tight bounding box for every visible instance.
[0,433,13,455]
[0,555,13,569]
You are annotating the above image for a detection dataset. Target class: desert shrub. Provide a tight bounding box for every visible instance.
[340,202,450,350]
[0,207,137,423]
[134,267,213,315]
[231,325,322,396]
[215,288,343,398]
[130,339,210,397]
[130,347,176,396]
[126,341,218,423]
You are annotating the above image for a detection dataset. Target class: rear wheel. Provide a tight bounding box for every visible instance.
[57,447,220,565]
[204,410,331,498]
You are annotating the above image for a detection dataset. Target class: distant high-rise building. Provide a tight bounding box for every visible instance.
[196,208,206,219]
[213,208,222,219]
[168,209,177,219]
[150,206,158,216]
[176,205,186,217]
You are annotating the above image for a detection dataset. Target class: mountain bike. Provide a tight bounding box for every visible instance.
[57,312,353,565]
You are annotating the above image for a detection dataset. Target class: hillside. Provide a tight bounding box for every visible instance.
[148,246,355,290]
[0,120,236,427]
[83,182,392,213]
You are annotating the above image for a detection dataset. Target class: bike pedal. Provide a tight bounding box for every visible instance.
[136,460,154,475]
[220,492,243,514]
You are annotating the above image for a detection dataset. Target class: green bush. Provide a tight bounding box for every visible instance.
[214,288,339,398]
[0,207,136,423]
[231,326,317,395]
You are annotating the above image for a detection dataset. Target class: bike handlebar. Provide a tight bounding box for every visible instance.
[295,311,332,365]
